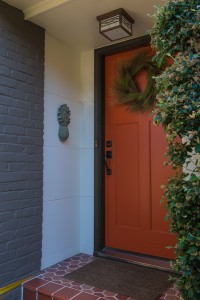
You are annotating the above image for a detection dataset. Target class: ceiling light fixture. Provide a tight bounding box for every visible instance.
[97,8,135,42]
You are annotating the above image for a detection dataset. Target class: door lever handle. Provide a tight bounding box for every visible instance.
[105,151,112,175]
[106,150,112,158]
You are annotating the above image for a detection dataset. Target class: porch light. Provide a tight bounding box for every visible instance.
[97,8,135,42]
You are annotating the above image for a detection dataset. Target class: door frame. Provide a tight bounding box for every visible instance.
[94,35,150,255]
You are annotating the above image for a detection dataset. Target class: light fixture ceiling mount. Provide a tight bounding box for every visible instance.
[97,8,135,42]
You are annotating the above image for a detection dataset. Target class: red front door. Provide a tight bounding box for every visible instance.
[105,46,176,259]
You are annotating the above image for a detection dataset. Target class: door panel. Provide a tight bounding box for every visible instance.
[116,123,139,228]
[105,46,176,259]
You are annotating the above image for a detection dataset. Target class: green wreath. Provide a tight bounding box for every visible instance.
[113,52,161,112]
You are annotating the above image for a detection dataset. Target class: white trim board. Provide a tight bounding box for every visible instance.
[24,0,73,20]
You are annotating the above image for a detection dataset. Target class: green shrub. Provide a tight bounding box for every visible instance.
[150,1,200,299]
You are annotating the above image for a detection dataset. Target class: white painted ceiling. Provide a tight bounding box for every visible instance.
[3,0,163,52]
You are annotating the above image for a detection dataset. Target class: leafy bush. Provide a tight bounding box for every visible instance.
[150,1,200,299]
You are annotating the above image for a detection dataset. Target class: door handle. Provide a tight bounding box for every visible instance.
[105,151,112,175]
[106,150,112,158]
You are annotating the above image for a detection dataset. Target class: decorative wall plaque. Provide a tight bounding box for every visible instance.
[57,104,71,142]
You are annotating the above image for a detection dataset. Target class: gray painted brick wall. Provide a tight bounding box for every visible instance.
[0,1,45,299]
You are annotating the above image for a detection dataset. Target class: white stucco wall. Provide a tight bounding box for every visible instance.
[42,34,82,268]
[42,34,95,268]
[80,50,94,254]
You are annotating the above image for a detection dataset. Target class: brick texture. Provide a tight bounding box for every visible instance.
[0,1,45,299]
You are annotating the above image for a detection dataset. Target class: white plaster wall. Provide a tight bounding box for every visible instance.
[42,33,82,269]
[80,50,95,254]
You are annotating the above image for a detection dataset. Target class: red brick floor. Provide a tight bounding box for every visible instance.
[22,254,181,300]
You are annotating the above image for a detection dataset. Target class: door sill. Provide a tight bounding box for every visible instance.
[95,247,177,273]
